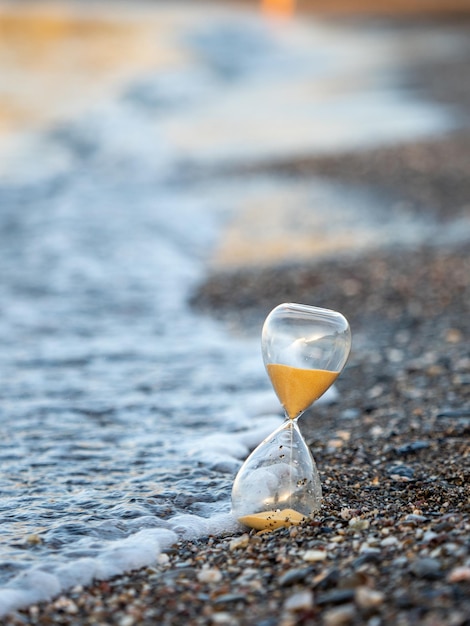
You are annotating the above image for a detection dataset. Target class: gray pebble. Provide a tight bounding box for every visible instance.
[316,589,356,606]
[396,441,430,455]
[386,463,415,479]
[410,557,442,579]
[279,566,314,587]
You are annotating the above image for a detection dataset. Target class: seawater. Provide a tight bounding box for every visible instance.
[0,2,459,615]
[0,157,295,612]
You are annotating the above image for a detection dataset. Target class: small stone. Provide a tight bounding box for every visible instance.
[355,586,385,610]
[214,593,247,605]
[317,589,355,606]
[396,441,430,455]
[387,464,415,480]
[211,613,239,625]
[359,543,380,555]
[422,530,438,543]
[410,557,442,579]
[405,514,427,523]
[447,566,470,582]
[446,328,463,343]
[53,597,79,614]
[279,566,314,587]
[283,590,314,612]
[197,568,223,584]
[323,604,356,626]
[303,549,327,562]
[340,508,353,521]
[312,568,340,590]
[229,534,250,551]
[436,408,470,419]
[348,517,370,531]
[352,552,382,569]
[157,553,170,566]
[380,536,398,547]
[337,572,368,589]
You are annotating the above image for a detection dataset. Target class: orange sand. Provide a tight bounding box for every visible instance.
[267,364,339,419]
[238,508,305,531]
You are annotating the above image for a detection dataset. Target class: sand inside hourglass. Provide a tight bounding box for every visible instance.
[267,363,339,420]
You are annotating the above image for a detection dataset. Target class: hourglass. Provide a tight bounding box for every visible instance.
[231,303,351,531]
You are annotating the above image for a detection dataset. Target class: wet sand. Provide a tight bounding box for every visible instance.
[3,8,470,626]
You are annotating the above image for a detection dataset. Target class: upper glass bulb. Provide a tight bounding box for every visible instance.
[262,303,351,420]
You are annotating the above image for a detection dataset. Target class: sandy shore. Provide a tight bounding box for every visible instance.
[4,13,470,626]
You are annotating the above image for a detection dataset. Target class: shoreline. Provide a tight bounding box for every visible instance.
[3,10,470,626]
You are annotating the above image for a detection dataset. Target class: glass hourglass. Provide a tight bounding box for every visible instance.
[231,303,351,531]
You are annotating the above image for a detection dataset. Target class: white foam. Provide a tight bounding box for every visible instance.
[0,571,61,617]
[0,528,178,616]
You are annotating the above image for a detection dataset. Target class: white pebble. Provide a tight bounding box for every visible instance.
[283,590,314,612]
[197,568,223,584]
[157,553,170,566]
[447,566,470,582]
[229,534,250,551]
[359,543,380,555]
[323,604,356,626]
[53,597,78,614]
[340,508,353,521]
[211,612,239,625]
[303,549,327,562]
[355,586,385,609]
[348,518,370,531]
[380,536,398,547]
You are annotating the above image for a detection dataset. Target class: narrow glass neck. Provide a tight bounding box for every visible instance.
[285,410,303,422]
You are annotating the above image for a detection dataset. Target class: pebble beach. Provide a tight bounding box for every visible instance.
[2,3,470,625]
[8,235,470,625]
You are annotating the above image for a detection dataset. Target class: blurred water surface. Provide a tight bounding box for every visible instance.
[0,0,464,614]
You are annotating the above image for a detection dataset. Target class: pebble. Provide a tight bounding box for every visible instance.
[229,535,250,551]
[317,589,356,606]
[359,543,380,555]
[436,408,470,419]
[279,566,314,587]
[447,566,470,582]
[422,530,438,543]
[303,549,327,562]
[211,612,239,625]
[348,517,370,531]
[352,551,382,568]
[410,557,442,580]
[354,586,385,610]
[323,604,356,626]
[396,441,430,455]
[380,536,398,547]
[340,508,353,520]
[386,464,415,480]
[52,597,79,614]
[157,553,170,566]
[214,593,247,605]
[283,590,314,612]
[341,409,360,420]
[197,568,223,584]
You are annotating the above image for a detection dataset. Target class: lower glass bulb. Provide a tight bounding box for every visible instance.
[231,419,322,530]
